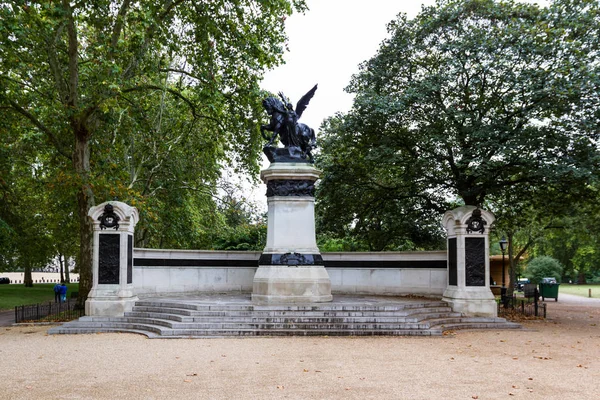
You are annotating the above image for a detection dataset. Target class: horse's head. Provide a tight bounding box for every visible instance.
[262,96,284,116]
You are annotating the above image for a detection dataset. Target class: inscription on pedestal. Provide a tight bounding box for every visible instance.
[99,234,120,284]
[465,237,485,286]
[259,253,324,266]
[448,237,457,286]
[127,235,133,284]
[266,180,315,197]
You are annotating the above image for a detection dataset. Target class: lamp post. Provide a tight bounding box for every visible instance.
[499,237,508,303]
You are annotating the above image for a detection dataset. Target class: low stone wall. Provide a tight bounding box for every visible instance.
[133,249,448,297]
[325,251,447,296]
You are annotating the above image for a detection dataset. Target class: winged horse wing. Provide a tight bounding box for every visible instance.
[295,84,318,119]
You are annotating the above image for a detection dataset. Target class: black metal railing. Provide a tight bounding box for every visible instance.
[498,287,546,319]
[14,299,85,323]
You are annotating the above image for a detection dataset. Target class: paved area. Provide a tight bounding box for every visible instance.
[553,291,600,305]
[0,309,13,326]
[1,296,599,399]
[1,291,596,327]
[0,292,598,399]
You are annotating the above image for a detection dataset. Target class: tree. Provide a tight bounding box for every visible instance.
[211,181,267,251]
[0,119,57,285]
[1,1,305,303]
[316,114,448,251]
[317,0,600,251]
[525,256,564,284]
[529,193,600,283]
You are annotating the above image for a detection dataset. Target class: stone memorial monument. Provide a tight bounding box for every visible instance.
[441,206,497,316]
[85,201,139,316]
[252,85,332,303]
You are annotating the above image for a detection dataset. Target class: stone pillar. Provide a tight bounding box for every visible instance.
[86,201,139,316]
[252,162,332,303]
[441,206,497,317]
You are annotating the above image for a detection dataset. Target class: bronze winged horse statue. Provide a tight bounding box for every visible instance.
[261,84,318,162]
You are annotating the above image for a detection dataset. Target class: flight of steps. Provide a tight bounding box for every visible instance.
[49,297,521,338]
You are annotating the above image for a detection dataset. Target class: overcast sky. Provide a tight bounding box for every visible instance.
[260,0,438,131]
[238,1,437,207]
[237,1,438,208]
[244,0,545,208]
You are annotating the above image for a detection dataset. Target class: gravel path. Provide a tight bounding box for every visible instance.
[1,297,599,399]
[553,292,600,305]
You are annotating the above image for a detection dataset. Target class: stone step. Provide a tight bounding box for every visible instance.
[130,306,455,318]
[48,296,522,338]
[121,316,434,330]
[51,324,442,337]
[124,311,460,324]
[133,301,449,312]
[158,328,443,337]
[429,321,522,331]
[50,321,164,335]
[426,316,509,326]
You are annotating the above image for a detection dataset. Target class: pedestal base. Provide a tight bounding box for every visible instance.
[85,296,138,316]
[442,286,497,317]
[85,285,138,316]
[252,265,332,304]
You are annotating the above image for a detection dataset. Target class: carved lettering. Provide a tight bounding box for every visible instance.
[266,179,315,197]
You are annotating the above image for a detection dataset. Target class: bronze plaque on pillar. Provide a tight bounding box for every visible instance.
[99,234,120,284]
[465,237,485,286]
[127,235,133,284]
[448,238,457,286]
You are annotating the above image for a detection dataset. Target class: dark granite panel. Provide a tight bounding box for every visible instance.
[266,179,315,197]
[448,238,457,286]
[465,237,486,286]
[259,253,324,266]
[133,257,447,269]
[127,235,133,284]
[99,234,120,284]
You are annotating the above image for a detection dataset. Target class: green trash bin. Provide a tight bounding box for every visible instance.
[539,283,559,302]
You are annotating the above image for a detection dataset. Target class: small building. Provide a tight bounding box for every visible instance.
[489,255,520,295]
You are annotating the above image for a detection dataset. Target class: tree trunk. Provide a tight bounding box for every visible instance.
[507,232,516,297]
[74,130,94,309]
[24,265,33,287]
[64,256,71,283]
[59,253,65,283]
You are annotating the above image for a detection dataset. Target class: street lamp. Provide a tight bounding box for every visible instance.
[499,237,508,302]
[499,237,508,287]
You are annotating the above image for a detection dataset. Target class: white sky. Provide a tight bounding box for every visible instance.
[235,1,437,209]
[260,0,438,131]
[241,0,546,211]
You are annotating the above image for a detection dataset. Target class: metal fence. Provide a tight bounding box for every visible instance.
[498,287,547,319]
[14,299,85,323]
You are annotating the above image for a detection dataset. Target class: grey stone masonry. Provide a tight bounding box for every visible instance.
[48,294,521,338]
[86,201,139,317]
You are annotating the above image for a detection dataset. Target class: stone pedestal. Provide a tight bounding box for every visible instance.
[252,162,332,303]
[86,201,139,316]
[441,206,497,317]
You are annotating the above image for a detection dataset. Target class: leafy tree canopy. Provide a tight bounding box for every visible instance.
[525,255,564,284]
[317,0,600,250]
[0,0,306,296]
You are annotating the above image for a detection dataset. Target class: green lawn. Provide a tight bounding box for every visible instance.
[0,283,79,310]
[557,283,600,299]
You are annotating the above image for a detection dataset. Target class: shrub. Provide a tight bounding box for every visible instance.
[525,256,564,284]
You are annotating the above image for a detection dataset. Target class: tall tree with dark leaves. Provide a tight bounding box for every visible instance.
[317,0,600,253]
[0,0,306,304]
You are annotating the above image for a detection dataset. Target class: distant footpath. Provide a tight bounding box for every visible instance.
[0,272,80,284]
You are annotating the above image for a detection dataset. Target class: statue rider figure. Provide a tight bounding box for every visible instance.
[260,84,318,163]
[280,93,301,148]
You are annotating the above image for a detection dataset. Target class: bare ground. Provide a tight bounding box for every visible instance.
[0,295,598,400]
